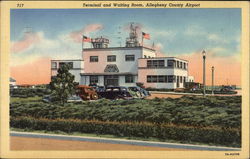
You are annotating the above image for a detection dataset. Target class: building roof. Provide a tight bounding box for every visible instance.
[51,59,83,62]
[138,56,188,62]
[10,77,16,82]
[83,46,156,52]
[81,72,137,76]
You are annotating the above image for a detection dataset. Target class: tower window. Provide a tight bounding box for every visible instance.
[90,56,98,62]
[107,55,116,62]
[125,55,135,61]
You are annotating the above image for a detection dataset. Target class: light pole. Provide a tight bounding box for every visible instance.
[212,66,214,95]
[202,50,206,97]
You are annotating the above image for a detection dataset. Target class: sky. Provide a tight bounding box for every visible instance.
[10,8,241,85]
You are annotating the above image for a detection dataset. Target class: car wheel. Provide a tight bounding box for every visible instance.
[91,94,98,100]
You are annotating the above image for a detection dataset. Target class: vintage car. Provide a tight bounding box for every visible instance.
[97,86,133,100]
[77,85,99,100]
[67,95,83,102]
[128,86,150,98]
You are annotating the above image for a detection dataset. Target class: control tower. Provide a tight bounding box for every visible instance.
[91,36,109,48]
[125,23,140,47]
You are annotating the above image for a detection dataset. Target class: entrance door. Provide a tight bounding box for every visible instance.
[104,75,119,86]
[177,76,180,88]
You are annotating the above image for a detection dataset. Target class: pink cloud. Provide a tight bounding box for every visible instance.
[69,24,103,43]
[11,32,41,53]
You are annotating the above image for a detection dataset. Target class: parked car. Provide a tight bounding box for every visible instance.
[220,86,233,92]
[67,95,83,102]
[77,85,98,100]
[42,95,57,103]
[95,86,106,92]
[98,86,133,100]
[128,86,150,98]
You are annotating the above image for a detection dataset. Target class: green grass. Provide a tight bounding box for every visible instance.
[10,96,42,103]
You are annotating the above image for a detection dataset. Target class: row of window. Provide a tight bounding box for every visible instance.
[51,62,73,69]
[146,60,187,69]
[89,75,134,84]
[89,75,187,84]
[167,60,187,69]
[147,75,187,83]
[90,55,135,62]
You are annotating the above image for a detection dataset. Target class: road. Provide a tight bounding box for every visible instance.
[10,131,240,151]
[148,91,242,99]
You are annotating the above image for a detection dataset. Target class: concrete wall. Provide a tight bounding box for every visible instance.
[80,75,138,87]
[138,58,188,89]
[142,48,156,58]
[83,48,142,74]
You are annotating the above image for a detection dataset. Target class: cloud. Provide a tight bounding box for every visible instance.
[10,30,82,66]
[11,32,41,53]
[184,24,206,36]
[69,24,104,43]
[207,34,229,44]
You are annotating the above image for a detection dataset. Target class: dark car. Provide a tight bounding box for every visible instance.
[98,86,133,100]
[128,86,150,98]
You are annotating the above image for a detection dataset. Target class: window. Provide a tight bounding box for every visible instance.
[125,55,135,61]
[184,63,186,69]
[107,55,116,62]
[125,75,134,83]
[152,76,157,82]
[90,76,98,84]
[180,62,183,69]
[168,75,174,83]
[147,60,165,68]
[177,61,180,68]
[167,60,174,68]
[184,77,186,83]
[158,76,165,83]
[51,62,57,69]
[146,75,168,83]
[59,62,73,69]
[180,76,183,83]
[90,56,98,62]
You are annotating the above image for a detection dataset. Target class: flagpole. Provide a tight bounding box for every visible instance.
[82,35,84,60]
[82,35,84,51]
[141,34,144,47]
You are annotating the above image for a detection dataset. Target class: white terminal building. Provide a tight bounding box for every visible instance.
[51,24,194,89]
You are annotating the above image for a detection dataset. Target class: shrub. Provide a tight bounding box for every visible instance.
[10,116,241,147]
[10,96,241,128]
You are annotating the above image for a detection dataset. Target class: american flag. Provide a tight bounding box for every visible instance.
[142,32,150,40]
[83,36,91,42]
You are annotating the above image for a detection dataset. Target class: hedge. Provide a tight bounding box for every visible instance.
[10,96,241,128]
[10,88,51,97]
[10,116,241,147]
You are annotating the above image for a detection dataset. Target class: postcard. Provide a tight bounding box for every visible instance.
[0,1,249,158]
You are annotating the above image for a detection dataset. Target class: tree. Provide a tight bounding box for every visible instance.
[49,64,78,105]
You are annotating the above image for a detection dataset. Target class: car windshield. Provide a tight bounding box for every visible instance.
[113,88,119,91]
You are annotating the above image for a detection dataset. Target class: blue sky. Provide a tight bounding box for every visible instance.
[10,8,241,65]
